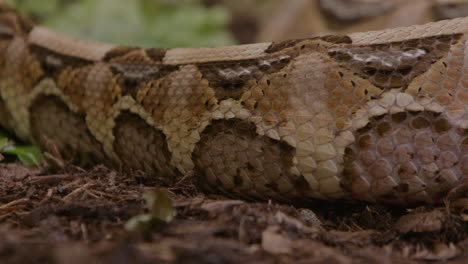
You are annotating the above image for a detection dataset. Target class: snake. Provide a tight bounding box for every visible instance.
[0,1,467,205]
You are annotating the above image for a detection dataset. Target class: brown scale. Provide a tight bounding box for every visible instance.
[113,112,178,179]
[145,48,168,62]
[107,49,178,99]
[328,34,462,92]
[138,65,211,126]
[138,79,172,123]
[193,118,305,201]
[29,95,107,166]
[318,0,395,28]
[342,111,466,204]
[56,66,92,110]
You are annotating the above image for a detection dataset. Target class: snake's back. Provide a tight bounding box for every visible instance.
[0,2,467,204]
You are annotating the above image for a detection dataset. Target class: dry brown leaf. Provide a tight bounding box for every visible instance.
[412,243,460,260]
[394,210,445,233]
[261,226,292,255]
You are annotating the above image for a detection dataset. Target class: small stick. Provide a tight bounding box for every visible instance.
[0,198,29,210]
[29,174,78,185]
[63,182,94,201]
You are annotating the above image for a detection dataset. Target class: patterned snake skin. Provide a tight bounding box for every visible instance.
[0,1,467,205]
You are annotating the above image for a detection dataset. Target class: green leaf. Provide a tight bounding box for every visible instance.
[0,137,9,149]
[0,130,43,166]
[3,145,43,167]
[124,213,159,231]
[125,189,176,231]
[144,188,176,222]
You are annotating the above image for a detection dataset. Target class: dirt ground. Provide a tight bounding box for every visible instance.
[0,155,467,264]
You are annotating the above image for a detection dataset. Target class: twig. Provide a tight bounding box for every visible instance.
[63,182,94,201]
[29,174,78,185]
[0,198,29,211]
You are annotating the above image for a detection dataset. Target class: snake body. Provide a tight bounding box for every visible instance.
[0,2,467,204]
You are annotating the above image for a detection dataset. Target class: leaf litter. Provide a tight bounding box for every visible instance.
[0,160,466,263]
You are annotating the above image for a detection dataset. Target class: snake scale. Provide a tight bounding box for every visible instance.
[0,1,468,205]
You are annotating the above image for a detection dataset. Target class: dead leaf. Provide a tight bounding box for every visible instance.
[412,243,460,260]
[261,226,292,255]
[394,210,445,233]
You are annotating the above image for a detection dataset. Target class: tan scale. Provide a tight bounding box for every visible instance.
[0,2,467,204]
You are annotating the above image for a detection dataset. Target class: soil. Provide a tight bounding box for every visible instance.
[0,153,467,264]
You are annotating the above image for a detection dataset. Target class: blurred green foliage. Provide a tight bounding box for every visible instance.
[7,0,235,48]
[0,132,43,166]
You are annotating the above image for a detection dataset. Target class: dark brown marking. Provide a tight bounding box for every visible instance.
[197,56,291,100]
[108,51,178,99]
[0,14,15,39]
[0,12,30,38]
[293,176,312,193]
[16,15,34,33]
[395,183,410,193]
[0,26,13,39]
[434,118,451,133]
[376,122,392,136]
[0,97,13,132]
[193,119,296,200]
[145,48,168,62]
[30,44,94,77]
[113,112,177,179]
[411,116,430,129]
[320,35,353,44]
[102,46,138,62]
[0,7,34,34]
[266,39,304,54]
[266,35,352,54]
[328,34,462,91]
[29,95,106,166]
[358,134,372,149]
[234,173,243,187]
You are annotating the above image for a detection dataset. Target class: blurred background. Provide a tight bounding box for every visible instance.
[6,0,468,48]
